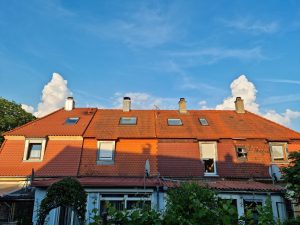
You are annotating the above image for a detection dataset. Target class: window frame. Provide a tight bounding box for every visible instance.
[23,138,46,162]
[235,146,248,161]
[199,118,209,126]
[97,141,116,164]
[119,117,137,125]
[65,117,79,125]
[269,142,288,163]
[167,118,183,126]
[199,141,218,176]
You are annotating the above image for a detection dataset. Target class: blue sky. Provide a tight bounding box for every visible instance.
[1,0,300,130]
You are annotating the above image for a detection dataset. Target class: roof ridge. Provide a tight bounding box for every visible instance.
[3,108,64,136]
[246,111,300,137]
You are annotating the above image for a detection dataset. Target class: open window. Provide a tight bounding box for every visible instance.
[97,141,116,164]
[236,146,247,160]
[23,138,46,161]
[200,142,217,176]
[269,143,287,162]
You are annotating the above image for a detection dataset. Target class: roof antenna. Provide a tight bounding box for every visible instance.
[154,105,160,110]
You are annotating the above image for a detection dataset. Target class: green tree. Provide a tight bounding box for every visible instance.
[282,152,300,204]
[0,97,35,146]
[164,182,238,225]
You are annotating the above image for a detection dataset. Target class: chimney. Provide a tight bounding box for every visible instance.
[123,97,131,112]
[64,97,75,111]
[235,97,245,113]
[179,98,187,114]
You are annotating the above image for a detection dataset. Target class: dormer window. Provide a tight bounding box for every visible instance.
[167,118,183,126]
[270,143,287,162]
[23,139,46,162]
[119,117,137,125]
[65,117,79,125]
[199,118,208,126]
[236,146,247,160]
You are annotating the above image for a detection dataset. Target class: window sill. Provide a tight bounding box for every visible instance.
[97,160,114,165]
[204,173,219,177]
[23,159,43,162]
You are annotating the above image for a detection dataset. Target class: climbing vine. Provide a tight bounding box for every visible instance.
[37,177,87,225]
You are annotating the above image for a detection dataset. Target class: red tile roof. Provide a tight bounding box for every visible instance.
[4,108,300,140]
[84,109,156,139]
[4,108,97,137]
[32,177,284,193]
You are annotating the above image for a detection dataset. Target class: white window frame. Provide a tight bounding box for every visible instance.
[167,118,183,126]
[23,138,46,162]
[269,142,288,162]
[97,141,116,164]
[199,141,218,176]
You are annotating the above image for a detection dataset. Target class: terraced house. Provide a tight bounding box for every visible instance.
[0,96,299,224]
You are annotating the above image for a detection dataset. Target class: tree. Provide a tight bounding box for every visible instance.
[0,97,35,146]
[164,182,238,225]
[282,152,300,204]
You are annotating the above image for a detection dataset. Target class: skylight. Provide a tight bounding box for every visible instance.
[168,118,183,126]
[119,117,137,125]
[199,118,208,126]
[65,117,79,125]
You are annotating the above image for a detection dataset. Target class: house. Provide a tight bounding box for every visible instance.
[0,96,299,224]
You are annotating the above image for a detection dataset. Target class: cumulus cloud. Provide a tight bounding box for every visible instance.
[29,73,72,117]
[113,92,177,110]
[21,104,35,114]
[216,75,259,113]
[215,75,300,127]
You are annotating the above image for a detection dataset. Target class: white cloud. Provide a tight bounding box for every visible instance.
[34,73,72,117]
[222,18,279,34]
[216,75,259,113]
[113,92,177,110]
[21,104,35,114]
[215,75,300,127]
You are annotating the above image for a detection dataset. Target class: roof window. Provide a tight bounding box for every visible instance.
[168,118,183,126]
[65,117,79,125]
[199,118,208,126]
[119,117,137,125]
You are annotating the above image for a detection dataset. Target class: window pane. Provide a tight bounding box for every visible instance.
[120,117,137,125]
[272,145,284,160]
[199,118,208,126]
[201,143,215,159]
[204,159,215,173]
[167,119,182,126]
[65,117,79,125]
[28,143,42,159]
[99,142,114,160]
[127,200,151,210]
[237,147,247,159]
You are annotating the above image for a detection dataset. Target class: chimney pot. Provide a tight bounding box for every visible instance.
[65,97,75,111]
[179,98,187,114]
[235,97,245,113]
[123,97,131,112]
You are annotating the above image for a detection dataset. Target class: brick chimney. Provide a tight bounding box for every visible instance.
[123,97,131,112]
[235,97,245,113]
[64,97,75,111]
[179,98,187,114]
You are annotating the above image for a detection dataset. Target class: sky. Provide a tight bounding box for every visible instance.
[0,0,300,130]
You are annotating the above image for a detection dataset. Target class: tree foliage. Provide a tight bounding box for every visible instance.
[37,177,87,225]
[0,97,35,146]
[282,152,300,204]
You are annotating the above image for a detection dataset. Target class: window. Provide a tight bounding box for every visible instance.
[199,118,209,126]
[65,117,79,125]
[100,193,151,214]
[97,141,115,163]
[270,143,287,162]
[23,139,46,161]
[243,200,263,225]
[167,118,183,126]
[236,146,247,160]
[119,117,137,125]
[200,142,217,175]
